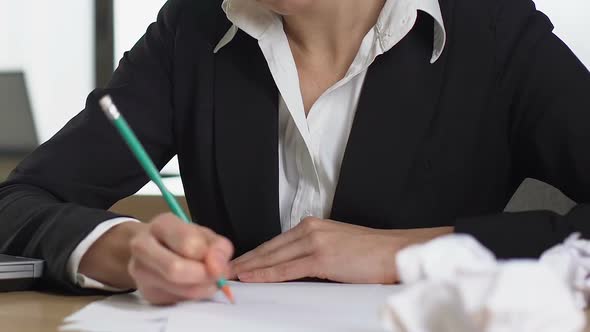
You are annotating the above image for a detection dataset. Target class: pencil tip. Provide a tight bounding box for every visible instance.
[221,285,235,304]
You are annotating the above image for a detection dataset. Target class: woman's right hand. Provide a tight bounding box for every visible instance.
[128,213,234,305]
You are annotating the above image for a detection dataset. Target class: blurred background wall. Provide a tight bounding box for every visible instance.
[114,0,167,69]
[534,0,590,69]
[0,0,94,143]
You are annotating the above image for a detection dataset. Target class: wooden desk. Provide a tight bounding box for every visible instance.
[110,194,189,222]
[0,292,102,332]
[0,291,589,332]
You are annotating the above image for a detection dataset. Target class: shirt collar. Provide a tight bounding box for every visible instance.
[216,0,446,63]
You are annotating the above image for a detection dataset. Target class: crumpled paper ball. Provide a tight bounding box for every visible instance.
[381,234,588,332]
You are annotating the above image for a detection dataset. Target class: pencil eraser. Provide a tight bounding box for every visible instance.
[99,95,113,111]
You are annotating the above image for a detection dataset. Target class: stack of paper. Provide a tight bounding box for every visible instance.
[62,281,400,332]
[61,292,169,332]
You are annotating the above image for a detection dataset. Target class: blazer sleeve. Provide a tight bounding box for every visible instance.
[455,0,590,258]
[0,1,183,293]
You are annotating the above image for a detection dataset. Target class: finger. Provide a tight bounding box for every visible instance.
[237,256,317,283]
[208,234,234,263]
[138,286,185,306]
[232,217,322,265]
[180,225,234,278]
[201,233,234,278]
[228,270,239,281]
[231,229,299,265]
[150,214,215,260]
[129,258,217,300]
[130,233,210,284]
[232,237,312,275]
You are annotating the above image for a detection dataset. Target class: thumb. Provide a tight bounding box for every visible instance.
[205,237,233,278]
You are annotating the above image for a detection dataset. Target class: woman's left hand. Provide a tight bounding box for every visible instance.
[231,217,453,284]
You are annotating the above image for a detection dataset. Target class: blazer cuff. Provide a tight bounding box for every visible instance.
[454,210,567,259]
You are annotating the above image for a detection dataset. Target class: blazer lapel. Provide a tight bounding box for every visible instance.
[331,11,451,228]
[214,31,281,253]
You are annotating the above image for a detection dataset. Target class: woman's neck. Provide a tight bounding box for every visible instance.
[282,0,386,60]
[279,0,386,115]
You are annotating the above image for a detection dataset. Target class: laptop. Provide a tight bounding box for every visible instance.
[0,255,43,292]
[0,72,38,154]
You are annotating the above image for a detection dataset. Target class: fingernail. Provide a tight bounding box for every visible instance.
[238,272,253,281]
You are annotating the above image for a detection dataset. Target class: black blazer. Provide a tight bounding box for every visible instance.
[1,0,589,293]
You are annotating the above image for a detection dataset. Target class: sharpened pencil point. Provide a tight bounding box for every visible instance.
[216,278,235,304]
[221,285,235,304]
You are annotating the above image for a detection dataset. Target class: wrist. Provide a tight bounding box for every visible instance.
[386,226,454,283]
[79,221,146,289]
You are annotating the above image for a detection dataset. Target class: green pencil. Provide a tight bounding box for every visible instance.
[99,95,234,303]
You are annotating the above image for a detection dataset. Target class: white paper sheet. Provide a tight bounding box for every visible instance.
[168,282,399,332]
[63,281,401,332]
[64,291,173,323]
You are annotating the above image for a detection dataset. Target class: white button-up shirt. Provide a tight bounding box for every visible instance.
[219,0,446,231]
[68,0,447,289]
